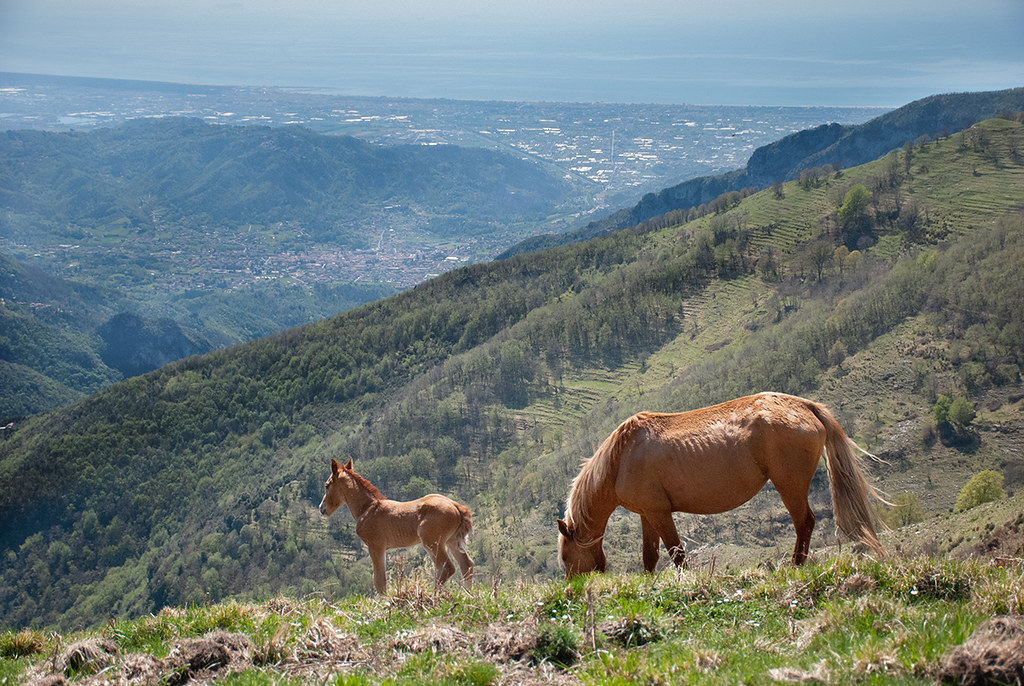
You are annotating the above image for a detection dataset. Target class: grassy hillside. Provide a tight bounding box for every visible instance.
[1,117,1023,632]
[3,546,1023,684]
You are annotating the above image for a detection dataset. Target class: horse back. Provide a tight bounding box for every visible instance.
[406,494,472,539]
[614,393,826,514]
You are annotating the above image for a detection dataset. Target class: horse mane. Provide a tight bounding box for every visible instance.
[349,467,386,501]
[565,413,643,530]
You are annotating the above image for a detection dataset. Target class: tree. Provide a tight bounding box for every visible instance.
[837,184,872,248]
[948,396,976,433]
[933,394,976,443]
[806,239,834,281]
[833,245,851,281]
[932,395,952,425]
[953,470,1004,512]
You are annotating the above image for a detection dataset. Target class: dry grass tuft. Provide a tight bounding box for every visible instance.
[689,648,722,674]
[837,571,877,597]
[599,617,659,647]
[767,660,830,684]
[120,652,164,685]
[391,624,473,656]
[163,631,253,685]
[59,637,119,676]
[937,614,1024,685]
[294,616,367,665]
[479,620,538,663]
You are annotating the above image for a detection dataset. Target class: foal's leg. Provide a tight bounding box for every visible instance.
[419,519,457,587]
[423,538,457,587]
[446,533,474,583]
[368,545,388,594]
[644,511,686,568]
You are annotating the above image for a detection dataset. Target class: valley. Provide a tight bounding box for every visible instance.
[0,72,885,290]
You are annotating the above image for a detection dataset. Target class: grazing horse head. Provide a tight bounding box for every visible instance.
[556,517,606,577]
[319,457,355,516]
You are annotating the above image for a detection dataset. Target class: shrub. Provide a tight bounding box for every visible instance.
[948,396,976,431]
[530,622,580,667]
[0,629,46,659]
[885,492,926,528]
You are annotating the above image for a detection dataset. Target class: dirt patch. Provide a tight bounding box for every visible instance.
[937,614,1024,685]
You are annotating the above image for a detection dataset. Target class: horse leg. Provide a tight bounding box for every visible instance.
[368,545,388,594]
[640,515,661,572]
[645,511,686,568]
[447,533,474,583]
[424,539,456,587]
[778,488,816,566]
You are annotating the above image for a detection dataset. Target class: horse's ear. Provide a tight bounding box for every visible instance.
[344,458,353,471]
[556,518,572,539]
[330,458,340,474]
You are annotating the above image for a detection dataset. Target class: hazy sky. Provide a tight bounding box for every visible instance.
[2,0,1022,106]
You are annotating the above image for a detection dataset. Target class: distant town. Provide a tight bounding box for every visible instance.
[0,73,887,290]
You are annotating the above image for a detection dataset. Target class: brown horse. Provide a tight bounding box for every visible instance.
[319,458,474,593]
[556,392,886,577]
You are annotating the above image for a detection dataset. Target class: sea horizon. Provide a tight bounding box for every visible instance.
[4,10,1021,110]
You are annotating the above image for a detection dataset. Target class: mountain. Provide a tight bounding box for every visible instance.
[1,115,1023,630]
[1,117,582,246]
[0,247,402,418]
[0,252,121,416]
[95,312,211,379]
[0,249,220,417]
[499,87,1024,257]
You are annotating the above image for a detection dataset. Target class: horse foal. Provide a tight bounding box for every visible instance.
[319,457,474,594]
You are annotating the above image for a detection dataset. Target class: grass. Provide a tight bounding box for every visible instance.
[4,553,1022,684]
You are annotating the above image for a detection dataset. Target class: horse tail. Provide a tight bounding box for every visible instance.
[452,502,473,553]
[809,402,887,557]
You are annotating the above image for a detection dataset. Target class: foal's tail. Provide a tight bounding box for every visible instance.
[452,502,473,553]
[809,402,887,557]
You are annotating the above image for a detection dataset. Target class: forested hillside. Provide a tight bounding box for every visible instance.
[1,116,1022,630]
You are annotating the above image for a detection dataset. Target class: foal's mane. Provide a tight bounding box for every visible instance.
[565,414,643,529]
[347,467,386,501]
